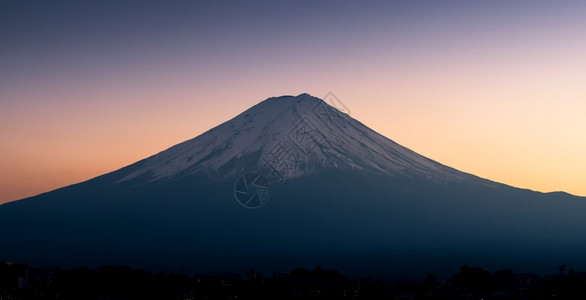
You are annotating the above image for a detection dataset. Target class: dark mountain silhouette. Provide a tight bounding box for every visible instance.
[1,93,585,278]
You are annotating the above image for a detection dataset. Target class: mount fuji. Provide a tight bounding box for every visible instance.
[1,93,585,278]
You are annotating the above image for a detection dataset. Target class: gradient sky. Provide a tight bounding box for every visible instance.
[1,0,585,204]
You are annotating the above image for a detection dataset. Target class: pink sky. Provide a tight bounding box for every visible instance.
[1,1,585,204]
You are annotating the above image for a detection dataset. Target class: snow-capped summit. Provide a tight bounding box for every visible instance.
[121,93,476,184]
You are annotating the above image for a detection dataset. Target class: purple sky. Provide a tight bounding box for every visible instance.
[1,1,585,203]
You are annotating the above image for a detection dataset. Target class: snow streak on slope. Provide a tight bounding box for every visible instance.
[120,94,484,184]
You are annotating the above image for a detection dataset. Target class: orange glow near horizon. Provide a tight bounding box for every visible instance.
[1,1,585,203]
[2,83,584,203]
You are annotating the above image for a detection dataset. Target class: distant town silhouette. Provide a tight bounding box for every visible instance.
[2,261,585,299]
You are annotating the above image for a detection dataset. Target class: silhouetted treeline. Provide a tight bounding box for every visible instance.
[2,261,586,299]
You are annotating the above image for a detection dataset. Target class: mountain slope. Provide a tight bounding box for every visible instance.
[117,93,485,184]
[1,93,585,278]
